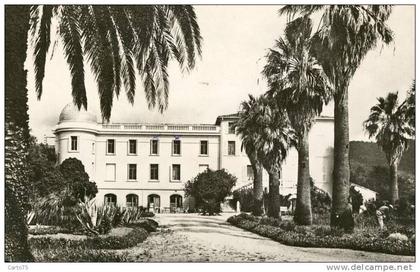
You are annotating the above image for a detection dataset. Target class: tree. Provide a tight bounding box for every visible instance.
[235,95,265,216]
[262,16,331,225]
[280,5,394,227]
[253,96,296,219]
[5,5,33,262]
[27,137,64,202]
[184,169,236,215]
[5,5,201,261]
[59,158,98,203]
[404,80,415,128]
[364,92,414,204]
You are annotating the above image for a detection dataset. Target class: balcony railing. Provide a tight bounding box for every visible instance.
[101,123,219,133]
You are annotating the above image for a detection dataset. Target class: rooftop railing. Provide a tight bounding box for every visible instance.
[101,123,219,132]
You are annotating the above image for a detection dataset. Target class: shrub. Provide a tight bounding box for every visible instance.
[29,227,149,250]
[32,247,128,262]
[232,188,254,212]
[388,233,409,242]
[278,220,296,231]
[313,225,332,237]
[310,179,331,214]
[259,216,282,227]
[28,225,70,235]
[126,219,158,233]
[185,169,236,215]
[227,214,415,256]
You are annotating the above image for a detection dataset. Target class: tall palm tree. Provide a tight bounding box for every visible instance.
[5,5,201,261]
[253,95,297,219]
[263,16,331,225]
[280,5,393,227]
[364,92,414,204]
[235,95,264,216]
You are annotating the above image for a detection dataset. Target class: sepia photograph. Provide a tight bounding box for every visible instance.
[2,1,417,271]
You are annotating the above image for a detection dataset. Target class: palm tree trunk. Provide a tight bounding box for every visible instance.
[389,161,399,204]
[267,169,281,219]
[331,84,351,228]
[252,162,264,216]
[5,5,34,261]
[294,129,312,225]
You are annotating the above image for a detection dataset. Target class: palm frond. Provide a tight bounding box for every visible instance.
[59,6,87,110]
[33,5,54,99]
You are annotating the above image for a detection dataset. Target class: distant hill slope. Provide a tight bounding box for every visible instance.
[349,140,415,175]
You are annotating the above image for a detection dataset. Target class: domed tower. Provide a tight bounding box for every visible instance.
[54,103,99,181]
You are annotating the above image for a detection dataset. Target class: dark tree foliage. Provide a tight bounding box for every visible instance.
[185,169,236,215]
[58,158,98,203]
[310,179,331,214]
[232,188,254,212]
[349,185,363,214]
[350,163,415,204]
[28,138,64,201]
[5,5,34,262]
[350,141,415,176]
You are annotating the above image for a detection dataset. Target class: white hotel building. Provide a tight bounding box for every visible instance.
[54,103,335,212]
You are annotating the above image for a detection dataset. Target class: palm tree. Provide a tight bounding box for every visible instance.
[280,5,393,227]
[262,16,331,225]
[405,81,415,129]
[235,95,264,216]
[364,92,414,204]
[5,5,201,261]
[253,95,297,218]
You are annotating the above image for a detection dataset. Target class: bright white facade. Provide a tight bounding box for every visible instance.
[54,103,334,211]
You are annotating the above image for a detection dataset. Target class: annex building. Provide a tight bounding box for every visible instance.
[54,103,335,212]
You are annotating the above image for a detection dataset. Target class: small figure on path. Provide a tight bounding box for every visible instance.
[376,203,393,230]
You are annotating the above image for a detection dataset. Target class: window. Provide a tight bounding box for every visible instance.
[150,139,159,155]
[70,136,78,151]
[107,139,115,154]
[150,164,159,180]
[128,164,137,180]
[199,164,209,173]
[128,139,137,155]
[228,141,236,155]
[172,164,181,181]
[247,165,253,180]
[104,194,117,206]
[200,140,208,155]
[105,163,116,181]
[126,194,138,208]
[172,140,181,155]
[91,142,95,154]
[228,122,235,134]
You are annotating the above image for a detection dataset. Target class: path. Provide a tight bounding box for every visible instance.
[124,213,415,262]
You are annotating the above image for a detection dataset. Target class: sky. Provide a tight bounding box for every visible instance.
[26,5,415,142]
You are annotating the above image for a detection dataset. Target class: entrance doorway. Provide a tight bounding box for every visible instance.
[170,194,183,213]
[147,194,161,213]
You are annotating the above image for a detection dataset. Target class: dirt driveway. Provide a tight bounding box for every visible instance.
[124,213,415,262]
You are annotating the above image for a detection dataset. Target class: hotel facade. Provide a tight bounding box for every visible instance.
[54,103,335,212]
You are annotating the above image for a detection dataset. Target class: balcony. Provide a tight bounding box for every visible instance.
[101,123,220,133]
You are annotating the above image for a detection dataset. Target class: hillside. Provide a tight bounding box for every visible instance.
[349,140,415,175]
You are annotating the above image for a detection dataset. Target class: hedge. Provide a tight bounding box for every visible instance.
[227,214,415,256]
[31,247,128,262]
[29,227,148,250]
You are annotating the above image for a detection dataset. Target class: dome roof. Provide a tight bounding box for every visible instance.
[59,103,97,123]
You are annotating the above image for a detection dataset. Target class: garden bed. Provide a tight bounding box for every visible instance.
[29,219,158,262]
[227,213,415,256]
